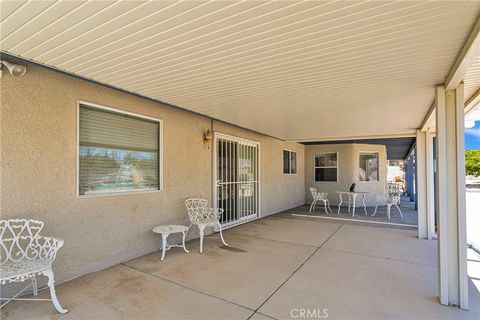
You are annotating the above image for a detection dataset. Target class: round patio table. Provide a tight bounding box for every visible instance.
[152,225,189,260]
[335,191,369,217]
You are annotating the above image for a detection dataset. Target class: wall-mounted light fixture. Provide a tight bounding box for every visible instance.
[0,60,27,78]
[203,129,212,147]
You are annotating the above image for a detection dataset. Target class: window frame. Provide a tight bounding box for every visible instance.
[76,100,164,198]
[358,151,380,182]
[283,149,297,175]
[314,152,338,182]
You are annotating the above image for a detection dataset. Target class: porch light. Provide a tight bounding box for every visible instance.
[0,60,26,78]
[203,129,212,147]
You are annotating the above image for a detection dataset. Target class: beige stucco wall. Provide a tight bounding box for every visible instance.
[0,65,305,285]
[305,144,387,206]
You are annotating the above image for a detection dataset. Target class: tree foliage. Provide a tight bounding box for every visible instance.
[466,150,480,176]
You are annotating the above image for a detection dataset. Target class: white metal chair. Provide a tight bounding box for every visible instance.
[185,198,228,253]
[372,194,403,219]
[0,219,68,314]
[309,187,332,214]
[386,183,402,206]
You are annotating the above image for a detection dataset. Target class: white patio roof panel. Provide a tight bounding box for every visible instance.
[1,0,479,140]
[465,55,480,104]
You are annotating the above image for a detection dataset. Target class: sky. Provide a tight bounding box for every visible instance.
[465,120,479,150]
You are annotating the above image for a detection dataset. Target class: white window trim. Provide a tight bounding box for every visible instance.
[314,152,338,182]
[358,151,380,182]
[283,149,297,175]
[76,100,164,198]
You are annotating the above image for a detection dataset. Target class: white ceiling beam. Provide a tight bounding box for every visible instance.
[422,81,479,133]
[445,16,480,90]
[289,132,416,143]
[420,15,480,132]
[420,102,436,132]
[465,86,480,115]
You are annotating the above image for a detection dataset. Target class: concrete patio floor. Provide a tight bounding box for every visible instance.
[287,197,418,226]
[2,214,479,320]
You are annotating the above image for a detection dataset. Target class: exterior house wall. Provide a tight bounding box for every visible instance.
[305,144,387,206]
[0,65,305,285]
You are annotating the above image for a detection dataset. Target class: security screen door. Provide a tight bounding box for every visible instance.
[213,133,260,229]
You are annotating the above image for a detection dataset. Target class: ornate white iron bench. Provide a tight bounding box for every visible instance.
[0,219,68,314]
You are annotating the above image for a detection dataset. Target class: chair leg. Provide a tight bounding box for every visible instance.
[327,201,333,213]
[31,276,38,296]
[387,204,391,220]
[182,230,189,253]
[217,223,228,246]
[395,204,403,218]
[198,225,205,254]
[42,268,68,314]
[372,205,378,216]
[323,201,328,214]
[309,200,315,212]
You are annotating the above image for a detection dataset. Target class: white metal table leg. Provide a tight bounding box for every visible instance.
[337,193,343,214]
[161,233,168,260]
[351,193,358,217]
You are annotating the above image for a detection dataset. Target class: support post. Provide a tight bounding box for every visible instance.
[425,130,436,240]
[416,129,427,239]
[435,84,468,309]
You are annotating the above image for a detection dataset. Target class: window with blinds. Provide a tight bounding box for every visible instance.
[78,104,161,196]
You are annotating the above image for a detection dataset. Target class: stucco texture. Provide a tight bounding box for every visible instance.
[0,65,305,284]
[305,144,387,206]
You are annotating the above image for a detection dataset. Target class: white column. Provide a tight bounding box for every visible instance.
[425,130,436,240]
[435,84,468,309]
[416,129,427,239]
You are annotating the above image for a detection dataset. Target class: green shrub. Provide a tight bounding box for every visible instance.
[466,150,480,176]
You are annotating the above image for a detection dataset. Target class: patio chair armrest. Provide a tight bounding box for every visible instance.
[203,208,224,221]
[202,208,223,220]
[34,236,64,262]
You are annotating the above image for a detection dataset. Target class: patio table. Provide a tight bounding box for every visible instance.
[335,191,368,217]
[152,225,189,260]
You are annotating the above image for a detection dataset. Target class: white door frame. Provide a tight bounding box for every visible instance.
[213,132,261,229]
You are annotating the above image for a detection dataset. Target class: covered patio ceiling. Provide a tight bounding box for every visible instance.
[1,1,480,140]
